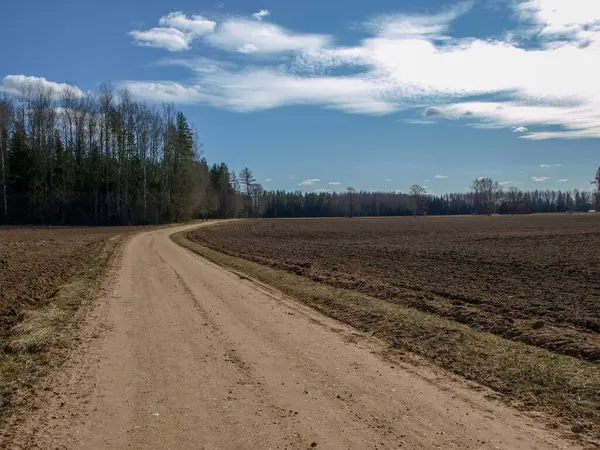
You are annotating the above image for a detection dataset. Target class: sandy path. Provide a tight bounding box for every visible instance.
[3,223,580,449]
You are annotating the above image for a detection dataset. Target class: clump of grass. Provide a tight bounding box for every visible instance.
[174,231,600,435]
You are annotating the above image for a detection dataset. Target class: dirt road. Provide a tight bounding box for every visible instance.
[4,224,580,449]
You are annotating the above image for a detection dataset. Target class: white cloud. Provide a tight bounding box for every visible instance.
[252,10,270,21]
[366,1,474,39]
[433,175,448,179]
[0,75,85,98]
[238,43,259,54]
[328,181,341,185]
[130,28,191,51]
[264,178,272,182]
[515,0,600,43]
[123,68,397,114]
[312,188,330,193]
[557,178,569,182]
[499,181,515,185]
[206,19,329,54]
[385,178,392,182]
[298,178,321,186]
[125,3,600,138]
[531,176,550,181]
[405,119,436,125]
[130,12,215,51]
[540,163,562,167]
[159,12,216,36]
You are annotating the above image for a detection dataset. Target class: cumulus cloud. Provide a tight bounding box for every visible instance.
[298,178,321,186]
[125,3,600,138]
[531,176,550,181]
[433,175,448,179]
[252,10,270,21]
[558,178,569,182]
[0,75,85,98]
[130,12,215,51]
[328,181,341,185]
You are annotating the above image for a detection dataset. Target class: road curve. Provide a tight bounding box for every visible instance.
[4,223,579,449]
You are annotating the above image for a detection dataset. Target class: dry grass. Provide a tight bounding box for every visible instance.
[174,230,600,436]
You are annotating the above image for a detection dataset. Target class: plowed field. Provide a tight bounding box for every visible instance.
[190,215,600,361]
[0,227,141,336]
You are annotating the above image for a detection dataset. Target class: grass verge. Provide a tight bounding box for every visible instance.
[174,230,600,437]
[0,236,123,410]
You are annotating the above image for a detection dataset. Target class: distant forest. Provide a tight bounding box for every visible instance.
[0,84,599,225]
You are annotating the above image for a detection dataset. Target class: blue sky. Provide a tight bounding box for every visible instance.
[1,0,599,194]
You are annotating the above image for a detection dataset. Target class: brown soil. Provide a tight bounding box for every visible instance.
[190,215,600,361]
[0,226,145,337]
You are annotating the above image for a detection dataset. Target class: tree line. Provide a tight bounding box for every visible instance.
[0,84,244,225]
[259,183,598,218]
[0,83,598,225]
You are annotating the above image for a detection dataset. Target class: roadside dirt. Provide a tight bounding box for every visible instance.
[1,223,583,449]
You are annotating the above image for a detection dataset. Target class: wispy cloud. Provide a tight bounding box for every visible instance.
[540,163,562,168]
[385,178,392,182]
[557,178,569,182]
[312,188,330,193]
[499,180,515,185]
[125,2,600,138]
[366,1,474,39]
[328,181,341,185]
[433,175,449,179]
[252,10,270,21]
[264,178,272,182]
[405,119,436,125]
[531,176,550,182]
[207,19,329,54]
[298,178,321,186]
